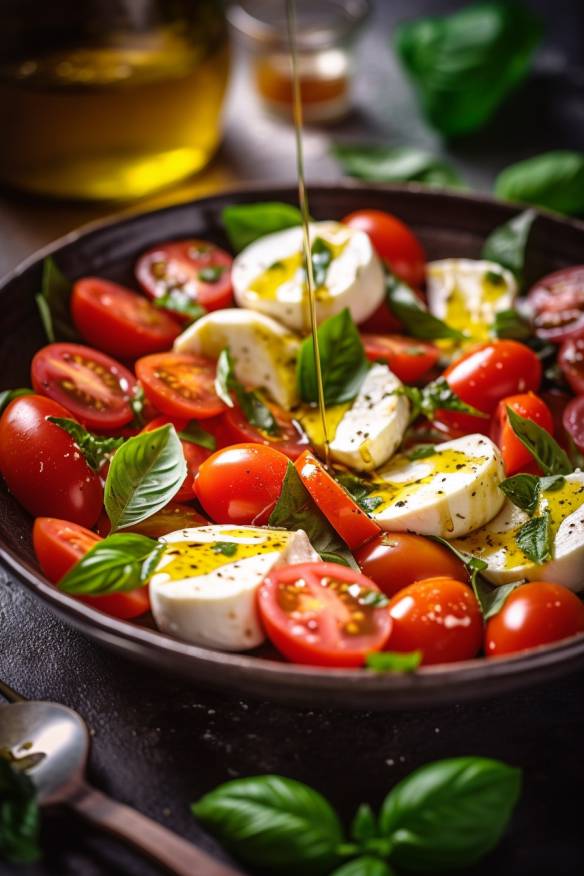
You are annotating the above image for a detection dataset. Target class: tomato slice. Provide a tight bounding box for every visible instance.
[490,392,554,476]
[563,395,584,452]
[559,334,584,395]
[96,502,208,537]
[71,277,181,360]
[362,334,439,384]
[220,402,310,460]
[135,239,233,313]
[258,562,392,667]
[295,450,380,550]
[135,352,225,420]
[142,416,212,502]
[31,343,137,430]
[342,209,426,288]
[33,517,150,619]
[528,266,584,343]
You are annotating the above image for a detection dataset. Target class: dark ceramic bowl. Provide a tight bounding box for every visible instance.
[1,183,583,711]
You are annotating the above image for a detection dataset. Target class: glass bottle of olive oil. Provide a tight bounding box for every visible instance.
[0,1,229,201]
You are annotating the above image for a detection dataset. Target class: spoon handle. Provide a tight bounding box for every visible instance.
[68,782,241,876]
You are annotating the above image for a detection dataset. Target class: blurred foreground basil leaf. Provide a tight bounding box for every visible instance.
[495,151,584,215]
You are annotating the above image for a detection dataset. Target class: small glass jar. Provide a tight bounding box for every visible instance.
[228,0,370,123]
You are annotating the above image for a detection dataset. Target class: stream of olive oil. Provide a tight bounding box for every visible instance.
[286,0,330,463]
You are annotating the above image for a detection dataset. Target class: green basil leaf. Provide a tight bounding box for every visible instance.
[35,256,79,343]
[330,858,393,876]
[215,348,235,408]
[395,2,541,136]
[211,542,238,557]
[47,417,124,472]
[506,407,572,476]
[498,473,541,515]
[516,511,552,564]
[350,804,378,843]
[177,421,216,451]
[495,150,584,216]
[104,424,187,531]
[336,472,383,514]
[310,237,334,288]
[398,378,487,424]
[385,274,464,341]
[153,290,206,324]
[215,348,280,435]
[58,533,164,596]
[222,202,303,252]
[481,209,536,282]
[365,651,422,673]
[379,756,522,870]
[539,475,566,493]
[0,388,34,416]
[0,758,41,864]
[297,309,369,405]
[493,308,532,340]
[332,143,463,188]
[406,444,436,461]
[319,548,359,571]
[192,774,343,874]
[475,578,523,622]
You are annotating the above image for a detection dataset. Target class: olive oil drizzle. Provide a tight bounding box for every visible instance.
[286,0,330,463]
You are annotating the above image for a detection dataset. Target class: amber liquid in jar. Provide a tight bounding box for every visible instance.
[255,48,349,122]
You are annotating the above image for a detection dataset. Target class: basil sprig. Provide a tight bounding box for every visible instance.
[176,420,216,451]
[332,143,463,189]
[385,273,464,341]
[481,209,536,283]
[215,348,280,436]
[297,309,369,406]
[193,757,521,874]
[396,377,487,424]
[0,758,41,864]
[495,150,584,216]
[35,257,80,344]
[47,417,124,472]
[0,388,34,416]
[506,407,572,476]
[58,533,164,596]
[222,202,302,252]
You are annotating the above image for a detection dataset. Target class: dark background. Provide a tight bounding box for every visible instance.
[1,1,584,874]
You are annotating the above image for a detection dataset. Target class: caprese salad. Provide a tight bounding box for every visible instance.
[1,203,583,670]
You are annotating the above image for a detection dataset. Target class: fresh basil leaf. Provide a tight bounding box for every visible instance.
[215,348,280,435]
[350,804,378,843]
[192,775,343,874]
[336,472,383,514]
[222,202,303,252]
[495,150,584,216]
[379,757,522,870]
[211,542,238,557]
[0,758,41,864]
[539,475,566,492]
[385,274,464,341]
[475,578,524,621]
[319,549,359,571]
[47,417,124,472]
[35,257,80,343]
[297,309,369,405]
[58,533,163,596]
[406,444,436,461]
[198,265,225,283]
[506,406,572,476]
[0,388,34,416]
[153,290,206,324]
[493,308,532,340]
[398,378,487,424]
[499,473,541,515]
[481,209,536,283]
[215,348,234,408]
[332,143,463,189]
[177,421,216,451]
[366,651,422,673]
[395,2,541,136]
[330,858,393,876]
[516,511,552,564]
[104,424,187,532]
[310,237,334,288]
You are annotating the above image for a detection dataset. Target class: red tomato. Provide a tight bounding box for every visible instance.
[563,396,584,453]
[342,209,426,289]
[355,533,468,597]
[258,562,392,667]
[540,389,573,451]
[559,334,584,395]
[485,582,584,658]
[96,502,208,537]
[362,334,439,384]
[436,341,542,434]
[0,396,103,526]
[71,278,180,360]
[31,343,136,431]
[136,239,233,313]
[490,393,554,476]
[385,577,483,665]
[295,450,381,550]
[194,443,289,525]
[33,517,149,619]
[142,416,212,502]
[135,352,224,420]
[220,402,310,461]
[528,266,584,343]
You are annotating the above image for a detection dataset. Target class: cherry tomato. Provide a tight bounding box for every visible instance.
[362,334,439,384]
[142,416,211,502]
[71,277,181,360]
[355,533,468,597]
[295,450,381,550]
[220,402,310,461]
[485,582,584,658]
[436,341,542,435]
[33,517,150,619]
[135,352,224,420]
[136,239,233,313]
[528,266,584,343]
[563,396,584,453]
[31,343,136,431]
[0,396,103,526]
[258,562,392,667]
[342,209,426,288]
[559,334,584,395]
[194,443,289,525]
[385,577,483,665]
[490,393,554,476]
[96,502,208,538]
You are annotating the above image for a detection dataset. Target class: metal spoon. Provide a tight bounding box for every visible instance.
[0,697,241,876]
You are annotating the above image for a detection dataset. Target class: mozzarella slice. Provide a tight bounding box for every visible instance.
[231,221,385,332]
[173,308,300,409]
[427,259,517,344]
[452,472,584,591]
[299,364,409,472]
[368,434,505,537]
[150,525,319,651]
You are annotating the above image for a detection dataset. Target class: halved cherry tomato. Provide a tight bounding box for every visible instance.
[295,450,381,551]
[385,576,482,665]
[71,278,181,360]
[0,396,103,526]
[490,393,554,476]
[135,352,224,420]
[436,340,542,435]
[355,533,468,597]
[258,562,392,667]
[563,396,584,453]
[96,502,208,538]
[528,266,584,343]
[136,239,233,313]
[220,402,310,461]
[31,343,136,430]
[559,334,584,395]
[33,517,150,619]
[485,582,584,658]
[142,416,212,502]
[362,334,439,384]
[342,209,426,288]
[194,443,289,525]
